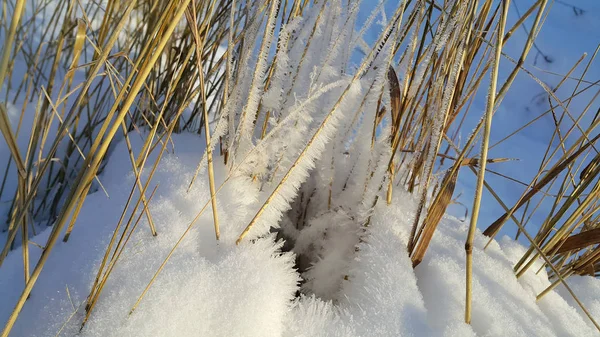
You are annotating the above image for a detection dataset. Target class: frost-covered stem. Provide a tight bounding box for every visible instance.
[312,2,360,85]
[280,1,327,115]
[222,0,236,164]
[236,79,358,244]
[260,2,298,139]
[232,0,280,156]
[237,1,408,244]
[465,0,509,325]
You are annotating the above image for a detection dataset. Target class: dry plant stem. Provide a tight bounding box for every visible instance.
[556,228,600,254]
[0,0,191,334]
[0,0,26,93]
[82,184,160,329]
[236,0,408,245]
[411,168,458,267]
[187,1,221,240]
[118,121,157,236]
[128,89,204,315]
[465,0,509,325]
[19,184,29,284]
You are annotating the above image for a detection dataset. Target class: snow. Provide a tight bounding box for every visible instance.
[4,134,599,336]
[1,133,300,336]
[558,275,600,330]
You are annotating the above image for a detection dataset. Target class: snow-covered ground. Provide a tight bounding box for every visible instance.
[0,133,599,336]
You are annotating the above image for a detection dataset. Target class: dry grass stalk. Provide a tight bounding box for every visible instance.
[385,65,402,204]
[411,168,458,267]
[465,0,509,324]
[556,229,600,254]
[186,0,221,240]
[0,0,26,93]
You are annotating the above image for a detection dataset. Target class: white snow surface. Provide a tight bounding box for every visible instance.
[1,133,599,337]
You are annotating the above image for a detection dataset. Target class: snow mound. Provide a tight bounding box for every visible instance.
[284,188,600,337]
[2,134,600,336]
[1,133,299,337]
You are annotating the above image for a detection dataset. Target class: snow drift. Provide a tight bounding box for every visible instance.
[1,133,599,336]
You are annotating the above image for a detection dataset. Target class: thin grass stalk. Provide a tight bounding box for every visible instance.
[0,0,26,93]
[465,0,508,324]
[187,0,221,240]
[82,183,160,329]
[222,0,236,160]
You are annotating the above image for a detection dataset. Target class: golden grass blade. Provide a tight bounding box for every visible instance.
[556,228,600,254]
[388,65,402,134]
[231,0,280,154]
[411,168,458,267]
[0,104,26,179]
[0,0,26,94]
